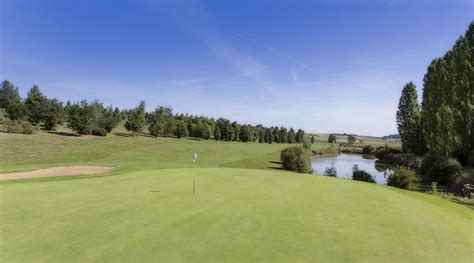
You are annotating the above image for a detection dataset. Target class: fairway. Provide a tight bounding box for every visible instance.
[1,168,473,262]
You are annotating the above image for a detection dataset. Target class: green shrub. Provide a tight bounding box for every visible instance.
[387,166,419,190]
[324,167,337,177]
[5,119,36,134]
[280,146,311,173]
[449,171,474,196]
[20,122,36,134]
[91,127,107,136]
[5,119,22,133]
[352,165,376,183]
[420,155,463,186]
[362,145,374,154]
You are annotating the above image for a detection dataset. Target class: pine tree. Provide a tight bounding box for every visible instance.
[396,82,426,155]
[25,85,48,124]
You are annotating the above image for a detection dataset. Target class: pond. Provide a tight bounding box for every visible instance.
[311,153,392,184]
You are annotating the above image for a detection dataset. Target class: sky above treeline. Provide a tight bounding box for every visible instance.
[1,0,472,136]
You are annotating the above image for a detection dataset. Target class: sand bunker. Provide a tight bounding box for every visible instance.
[0,166,114,180]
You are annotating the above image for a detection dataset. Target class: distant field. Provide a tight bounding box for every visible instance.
[311,133,401,147]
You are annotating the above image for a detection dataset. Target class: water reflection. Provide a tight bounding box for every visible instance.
[311,153,392,184]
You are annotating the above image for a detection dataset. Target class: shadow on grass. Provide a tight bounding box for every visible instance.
[46,131,80,137]
[270,167,286,171]
[113,132,134,137]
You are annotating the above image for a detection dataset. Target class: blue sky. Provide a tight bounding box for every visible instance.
[1,0,472,136]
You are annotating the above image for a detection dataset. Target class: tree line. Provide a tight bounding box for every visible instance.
[393,21,472,195]
[0,82,307,143]
[396,21,473,166]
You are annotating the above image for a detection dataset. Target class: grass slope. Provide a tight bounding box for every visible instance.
[0,131,290,173]
[1,168,472,262]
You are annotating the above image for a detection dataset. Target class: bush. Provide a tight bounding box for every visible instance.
[420,155,463,186]
[280,146,312,173]
[448,171,474,196]
[387,166,419,190]
[362,145,374,154]
[21,122,36,134]
[91,127,107,136]
[352,165,376,183]
[5,119,37,134]
[324,167,337,177]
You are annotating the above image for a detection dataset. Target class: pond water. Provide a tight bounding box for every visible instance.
[311,153,391,184]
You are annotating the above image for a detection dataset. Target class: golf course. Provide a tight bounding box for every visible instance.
[2,1,474,262]
[1,131,473,262]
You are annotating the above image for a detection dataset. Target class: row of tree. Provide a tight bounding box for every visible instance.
[0,82,307,144]
[123,100,308,143]
[396,21,473,166]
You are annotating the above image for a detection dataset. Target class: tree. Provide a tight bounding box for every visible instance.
[231,122,240,141]
[97,106,119,133]
[24,85,48,124]
[175,120,189,138]
[288,128,296,143]
[195,120,211,139]
[148,106,175,137]
[419,22,473,164]
[272,127,280,143]
[310,136,315,144]
[295,129,305,143]
[213,126,221,140]
[6,99,27,120]
[43,98,65,130]
[280,146,311,173]
[258,130,264,143]
[215,118,233,141]
[302,135,311,150]
[66,100,95,135]
[328,134,337,143]
[125,101,146,134]
[347,135,356,145]
[240,125,253,142]
[0,80,21,109]
[264,128,273,144]
[396,82,427,155]
[279,127,288,143]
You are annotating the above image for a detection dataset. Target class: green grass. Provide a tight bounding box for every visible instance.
[1,131,473,262]
[1,168,472,262]
[0,131,290,173]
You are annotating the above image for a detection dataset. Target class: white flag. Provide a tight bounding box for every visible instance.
[192,152,198,163]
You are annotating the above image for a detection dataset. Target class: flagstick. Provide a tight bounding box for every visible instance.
[193,160,196,195]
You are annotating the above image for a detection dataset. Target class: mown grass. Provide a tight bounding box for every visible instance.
[0,131,291,174]
[1,168,472,262]
[1,131,473,262]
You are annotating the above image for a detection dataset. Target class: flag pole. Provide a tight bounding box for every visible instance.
[193,162,195,195]
[192,152,197,195]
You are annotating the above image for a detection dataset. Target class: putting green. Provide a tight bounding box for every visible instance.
[1,168,472,262]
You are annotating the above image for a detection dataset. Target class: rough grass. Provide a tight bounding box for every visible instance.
[1,168,472,262]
